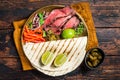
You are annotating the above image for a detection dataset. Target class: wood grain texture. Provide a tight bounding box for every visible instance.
[0,56,119,80]
[0,0,119,28]
[0,0,120,79]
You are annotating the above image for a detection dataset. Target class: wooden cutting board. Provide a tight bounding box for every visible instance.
[13,2,98,70]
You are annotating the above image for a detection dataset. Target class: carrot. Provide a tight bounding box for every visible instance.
[23,25,45,43]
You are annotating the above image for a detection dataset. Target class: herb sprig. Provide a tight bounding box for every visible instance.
[75,22,84,36]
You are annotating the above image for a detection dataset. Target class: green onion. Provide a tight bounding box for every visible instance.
[29,22,33,29]
[38,13,44,25]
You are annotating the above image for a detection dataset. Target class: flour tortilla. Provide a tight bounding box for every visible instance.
[23,36,87,72]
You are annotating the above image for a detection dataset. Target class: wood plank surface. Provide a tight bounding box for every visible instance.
[0,0,120,80]
[0,56,119,80]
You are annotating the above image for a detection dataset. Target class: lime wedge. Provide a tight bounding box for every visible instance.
[54,53,67,67]
[41,51,54,65]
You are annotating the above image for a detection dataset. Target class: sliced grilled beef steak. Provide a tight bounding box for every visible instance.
[64,16,80,29]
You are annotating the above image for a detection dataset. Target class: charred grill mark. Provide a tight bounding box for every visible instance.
[31,43,37,52]
[30,43,39,59]
[24,43,29,49]
[50,40,60,52]
[33,42,48,61]
[64,39,76,55]
[68,38,81,62]
[25,43,34,56]
[46,41,55,51]
[57,40,67,55]
[32,43,44,61]
[66,38,77,57]
[52,40,65,54]
[36,42,51,61]
[26,37,87,74]
[62,39,72,54]
[48,40,66,66]
[59,39,71,55]
[73,47,85,70]
[70,39,84,63]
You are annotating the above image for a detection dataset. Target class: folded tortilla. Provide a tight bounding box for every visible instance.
[23,36,87,76]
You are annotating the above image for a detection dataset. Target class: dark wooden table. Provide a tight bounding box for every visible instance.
[0,0,120,80]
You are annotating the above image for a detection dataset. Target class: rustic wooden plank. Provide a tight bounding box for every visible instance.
[92,10,120,27]
[0,71,34,80]
[0,0,94,10]
[90,0,120,28]
[0,0,96,29]
[2,0,119,10]
[0,29,18,57]
[0,56,119,80]
[93,10,120,28]
[91,5,120,10]
[94,0,120,6]
[96,28,120,55]
[0,1,120,29]
[0,57,21,72]
[90,5,120,28]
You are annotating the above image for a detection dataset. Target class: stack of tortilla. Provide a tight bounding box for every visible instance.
[22,36,87,76]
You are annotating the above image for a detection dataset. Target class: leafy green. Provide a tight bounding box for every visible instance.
[38,13,44,25]
[75,23,84,36]
[28,22,33,29]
